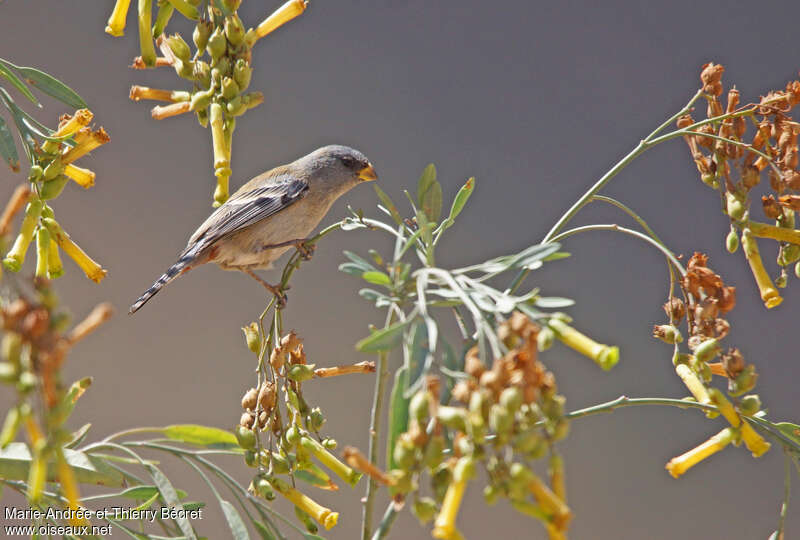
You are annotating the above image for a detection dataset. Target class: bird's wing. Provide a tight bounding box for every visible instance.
[187,174,309,247]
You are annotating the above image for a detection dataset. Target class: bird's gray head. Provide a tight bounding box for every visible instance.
[295,145,378,190]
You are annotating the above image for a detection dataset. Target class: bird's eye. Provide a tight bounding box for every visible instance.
[340,156,357,169]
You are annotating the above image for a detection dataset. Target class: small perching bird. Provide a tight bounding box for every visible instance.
[129,145,377,314]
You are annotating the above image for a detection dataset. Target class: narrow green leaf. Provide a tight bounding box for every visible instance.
[0,60,38,105]
[373,184,403,226]
[339,262,367,277]
[0,443,124,486]
[416,164,436,207]
[10,64,87,109]
[417,164,442,223]
[147,464,197,540]
[775,422,800,446]
[294,469,330,489]
[0,116,20,171]
[163,424,238,449]
[387,365,409,470]
[220,500,251,540]
[356,319,412,353]
[361,271,392,287]
[342,250,376,272]
[543,251,571,261]
[252,521,277,540]
[133,491,161,511]
[448,177,474,223]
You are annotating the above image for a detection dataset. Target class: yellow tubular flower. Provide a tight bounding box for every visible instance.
[61,128,110,164]
[548,318,619,370]
[747,220,800,245]
[529,473,571,531]
[56,449,87,527]
[741,229,783,308]
[674,364,711,404]
[709,388,770,457]
[300,436,362,486]
[105,0,132,36]
[27,452,47,504]
[314,361,375,378]
[666,427,735,478]
[138,0,156,67]
[268,476,339,530]
[253,0,308,41]
[210,103,230,206]
[47,240,64,279]
[55,109,93,137]
[63,164,96,189]
[432,477,468,540]
[42,218,107,283]
[35,227,50,279]
[3,199,43,272]
[549,453,566,503]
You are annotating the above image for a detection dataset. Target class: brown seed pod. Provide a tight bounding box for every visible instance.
[258,381,276,411]
[280,330,301,352]
[240,411,256,428]
[464,347,486,378]
[258,411,269,429]
[241,387,258,410]
[22,308,49,339]
[662,298,686,322]
[721,348,745,378]
[269,346,285,372]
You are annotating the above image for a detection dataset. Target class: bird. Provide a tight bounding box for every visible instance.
[129,145,377,314]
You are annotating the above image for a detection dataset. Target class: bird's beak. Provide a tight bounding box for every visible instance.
[357,163,378,182]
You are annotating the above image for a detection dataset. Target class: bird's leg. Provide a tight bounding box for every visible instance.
[242,268,288,307]
[260,237,316,260]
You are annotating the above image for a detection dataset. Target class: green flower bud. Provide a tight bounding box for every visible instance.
[193,60,211,89]
[508,462,533,486]
[166,34,191,61]
[437,405,467,432]
[551,418,570,441]
[241,91,264,111]
[393,435,417,470]
[726,229,739,253]
[672,352,690,367]
[725,192,745,221]
[453,456,476,483]
[221,77,240,100]
[193,20,213,52]
[0,362,19,383]
[483,484,502,506]
[241,322,260,353]
[512,429,542,454]
[27,165,43,182]
[537,326,555,351]
[4,199,43,272]
[244,450,257,467]
[224,14,245,46]
[172,58,194,80]
[285,424,302,446]
[431,464,452,502]
[233,59,252,91]
[652,324,683,344]
[411,497,438,524]
[779,244,800,266]
[226,96,245,116]
[287,363,316,382]
[0,406,21,447]
[40,174,69,200]
[694,338,719,363]
[207,27,227,61]
[252,475,275,500]
[499,386,523,413]
[409,391,430,422]
[388,469,416,496]
[701,173,718,188]
[728,365,757,396]
[308,407,325,431]
[270,451,290,474]
[738,394,761,416]
[489,404,513,439]
[234,425,256,450]
[423,434,444,469]
[16,371,37,393]
[322,438,337,450]
[776,271,788,289]
[189,88,215,112]
[541,394,565,421]
[43,157,63,180]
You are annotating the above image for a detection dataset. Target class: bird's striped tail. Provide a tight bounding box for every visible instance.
[129,249,199,314]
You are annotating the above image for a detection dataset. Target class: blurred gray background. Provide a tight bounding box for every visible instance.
[1,0,799,538]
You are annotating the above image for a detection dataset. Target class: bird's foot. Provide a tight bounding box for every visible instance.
[243,269,289,308]
[261,237,315,261]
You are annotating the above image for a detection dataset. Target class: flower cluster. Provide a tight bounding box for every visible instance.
[1,110,109,283]
[106,0,307,206]
[379,312,571,540]
[233,327,373,534]
[652,253,770,477]
[678,62,800,307]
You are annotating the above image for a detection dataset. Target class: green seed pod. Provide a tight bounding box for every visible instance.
[508,462,533,488]
[34,227,50,279]
[725,192,745,221]
[738,394,761,416]
[423,434,444,469]
[0,406,21,447]
[725,229,739,253]
[512,429,542,454]
[694,338,719,363]
[233,58,252,91]
[393,435,417,470]
[0,362,19,383]
[308,407,325,431]
[252,475,275,500]
[388,469,416,496]
[776,271,788,289]
[39,174,69,200]
[524,437,549,460]
[224,14,245,46]
[483,484,502,506]
[43,156,63,181]
[16,371,37,393]
[234,425,256,450]
[729,365,757,397]
[212,55,231,77]
[270,451,290,474]
[489,404,513,439]
[221,77,240,100]
[469,389,490,419]
[779,244,800,266]
[193,20,213,52]
[537,326,555,351]
[551,418,570,441]
[541,394,565,421]
[173,58,195,80]
[4,199,43,272]
[193,60,211,89]
[27,165,43,182]
[499,386,523,413]
[437,405,467,432]
[409,391,430,422]
[453,456,476,483]
[166,34,191,61]
[672,352,690,367]
[242,91,264,111]
[285,424,302,446]
[241,322,260,353]
[226,96,245,116]
[411,497,438,525]
[287,363,316,382]
[189,88,214,112]
[244,450,257,467]
[653,324,683,345]
[431,464,452,502]
[322,438,337,450]
[207,27,227,61]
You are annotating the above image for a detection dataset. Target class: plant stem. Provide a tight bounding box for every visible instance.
[371,502,399,540]
[776,451,791,539]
